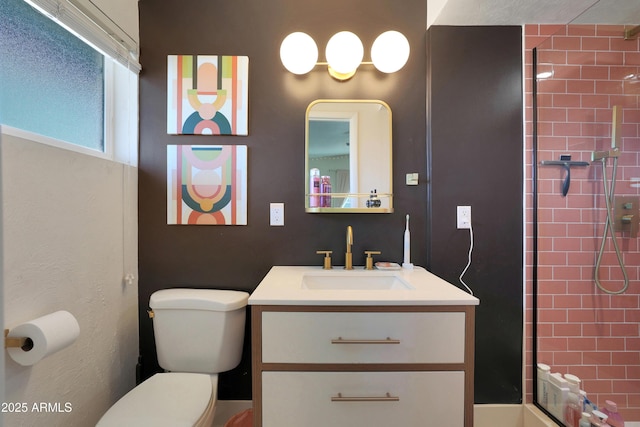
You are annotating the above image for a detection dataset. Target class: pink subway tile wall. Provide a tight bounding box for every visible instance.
[525,24,640,421]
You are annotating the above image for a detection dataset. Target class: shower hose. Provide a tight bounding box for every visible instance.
[594,156,629,295]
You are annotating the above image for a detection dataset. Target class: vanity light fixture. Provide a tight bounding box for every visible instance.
[279,30,410,81]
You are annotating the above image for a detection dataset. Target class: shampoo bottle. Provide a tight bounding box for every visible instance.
[583,396,597,414]
[601,401,624,427]
[548,373,570,421]
[590,410,611,427]
[580,412,592,427]
[320,176,331,207]
[537,363,551,410]
[309,168,320,208]
[564,374,581,427]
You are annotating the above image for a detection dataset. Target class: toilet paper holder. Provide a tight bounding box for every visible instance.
[4,329,33,351]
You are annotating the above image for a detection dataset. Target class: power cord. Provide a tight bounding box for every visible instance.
[459,222,474,295]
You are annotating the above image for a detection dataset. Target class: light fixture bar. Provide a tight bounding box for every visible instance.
[280,30,410,81]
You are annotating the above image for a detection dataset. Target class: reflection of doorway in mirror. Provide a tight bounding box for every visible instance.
[308,113,358,208]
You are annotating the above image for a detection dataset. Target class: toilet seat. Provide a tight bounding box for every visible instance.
[96,373,218,427]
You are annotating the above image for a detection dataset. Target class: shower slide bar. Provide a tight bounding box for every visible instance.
[592,105,629,295]
[538,106,630,294]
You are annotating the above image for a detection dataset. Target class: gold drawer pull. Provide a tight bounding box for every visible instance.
[331,337,400,345]
[331,392,399,402]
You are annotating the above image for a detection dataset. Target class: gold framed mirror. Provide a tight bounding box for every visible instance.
[305,99,393,213]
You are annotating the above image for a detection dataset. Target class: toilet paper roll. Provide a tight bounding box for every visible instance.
[7,310,80,366]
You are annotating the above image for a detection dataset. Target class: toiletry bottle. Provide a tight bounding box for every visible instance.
[580,391,588,413]
[601,401,624,427]
[548,373,570,421]
[309,168,320,208]
[590,410,610,427]
[564,374,581,427]
[583,396,596,414]
[580,412,592,427]
[320,176,331,207]
[366,189,381,208]
[537,363,551,410]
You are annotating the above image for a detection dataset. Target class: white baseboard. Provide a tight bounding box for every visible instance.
[474,404,525,427]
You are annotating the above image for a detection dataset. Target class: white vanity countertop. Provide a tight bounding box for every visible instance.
[248,266,480,306]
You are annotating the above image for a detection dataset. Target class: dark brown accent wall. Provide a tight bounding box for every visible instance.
[138,0,428,399]
[139,1,524,403]
[427,26,524,403]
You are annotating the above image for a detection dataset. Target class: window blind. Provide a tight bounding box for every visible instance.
[25,0,140,72]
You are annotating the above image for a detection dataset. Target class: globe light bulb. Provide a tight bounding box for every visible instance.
[325,31,364,79]
[371,31,410,73]
[280,32,318,75]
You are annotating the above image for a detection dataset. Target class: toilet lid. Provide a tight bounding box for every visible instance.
[150,288,249,311]
[96,373,216,427]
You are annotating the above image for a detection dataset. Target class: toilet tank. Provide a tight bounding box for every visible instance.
[149,288,249,374]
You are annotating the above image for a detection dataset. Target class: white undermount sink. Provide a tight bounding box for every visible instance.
[301,273,414,290]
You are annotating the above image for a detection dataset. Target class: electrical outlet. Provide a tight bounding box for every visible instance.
[457,205,471,229]
[270,203,284,226]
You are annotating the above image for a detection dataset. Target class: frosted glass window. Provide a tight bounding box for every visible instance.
[0,0,105,151]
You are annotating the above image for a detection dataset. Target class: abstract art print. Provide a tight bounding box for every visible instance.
[167,55,249,135]
[167,145,247,225]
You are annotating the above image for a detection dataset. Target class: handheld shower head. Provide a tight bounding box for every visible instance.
[591,106,623,162]
[611,105,622,150]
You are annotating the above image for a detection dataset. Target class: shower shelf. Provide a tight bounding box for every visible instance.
[540,160,590,197]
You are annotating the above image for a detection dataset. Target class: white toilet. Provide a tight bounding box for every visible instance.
[96,288,249,427]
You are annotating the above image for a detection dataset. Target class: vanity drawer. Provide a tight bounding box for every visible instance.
[261,311,465,364]
[261,371,465,427]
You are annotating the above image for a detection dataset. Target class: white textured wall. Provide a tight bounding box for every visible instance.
[2,134,138,426]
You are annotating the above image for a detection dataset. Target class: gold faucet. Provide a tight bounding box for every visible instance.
[345,225,353,270]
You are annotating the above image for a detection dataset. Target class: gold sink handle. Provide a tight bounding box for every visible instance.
[364,251,381,270]
[316,250,333,269]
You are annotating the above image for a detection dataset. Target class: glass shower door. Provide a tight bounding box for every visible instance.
[532,7,640,424]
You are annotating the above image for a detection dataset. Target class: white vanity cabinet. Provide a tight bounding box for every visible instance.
[251,305,475,427]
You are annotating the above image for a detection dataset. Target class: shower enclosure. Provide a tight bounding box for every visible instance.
[531,2,640,425]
